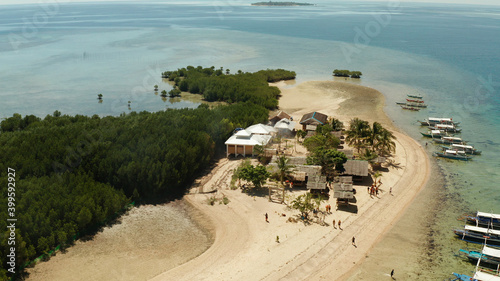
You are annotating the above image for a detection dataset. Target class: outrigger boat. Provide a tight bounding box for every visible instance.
[418,117,460,126]
[406,98,425,103]
[454,225,500,245]
[442,144,482,155]
[434,136,466,145]
[429,124,462,133]
[473,270,500,281]
[406,102,427,108]
[459,246,500,267]
[407,94,423,99]
[450,272,478,281]
[401,105,420,111]
[434,150,471,161]
[466,212,500,229]
[421,129,446,138]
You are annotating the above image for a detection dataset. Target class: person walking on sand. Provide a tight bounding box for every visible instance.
[352,236,356,246]
[338,219,342,230]
[391,269,394,278]
[390,187,392,195]
[332,219,336,229]
[265,213,268,222]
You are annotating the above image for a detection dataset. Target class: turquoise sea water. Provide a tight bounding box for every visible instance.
[1,1,499,278]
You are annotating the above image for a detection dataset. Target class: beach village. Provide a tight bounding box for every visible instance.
[26,81,431,281]
[148,81,431,281]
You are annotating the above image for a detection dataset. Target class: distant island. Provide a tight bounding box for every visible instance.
[251,1,314,6]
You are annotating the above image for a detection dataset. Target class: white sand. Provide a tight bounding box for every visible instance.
[150,81,431,280]
[27,80,430,281]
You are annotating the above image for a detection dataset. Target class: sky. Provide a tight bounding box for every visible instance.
[0,0,499,6]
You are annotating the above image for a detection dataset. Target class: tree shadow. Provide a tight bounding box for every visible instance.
[384,159,403,169]
[243,186,270,198]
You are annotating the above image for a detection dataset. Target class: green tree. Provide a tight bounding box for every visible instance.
[345,118,371,153]
[372,171,382,185]
[239,164,270,188]
[154,85,158,91]
[328,117,344,131]
[97,93,103,100]
[276,155,294,184]
[295,129,307,142]
[77,207,92,228]
[307,148,347,175]
[303,133,340,152]
[350,71,362,78]
[291,193,320,219]
[375,128,396,155]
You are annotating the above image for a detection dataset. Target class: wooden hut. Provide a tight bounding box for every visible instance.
[342,159,369,180]
[269,110,292,125]
[299,112,328,131]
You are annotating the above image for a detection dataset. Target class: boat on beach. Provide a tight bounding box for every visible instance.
[454,225,500,245]
[421,129,447,138]
[442,144,482,155]
[434,150,471,161]
[434,136,466,145]
[473,270,500,281]
[466,212,500,229]
[450,272,477,281]
[459,246,500,267]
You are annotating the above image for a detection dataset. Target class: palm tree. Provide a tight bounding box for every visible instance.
[160,90,167,97]
[345,118,370,153]
[369,122,384,152]
[154,85,158,91]
[372,171,382,185]
[226,69,230,75]
[276,155,294,184]
[375,128,396,155]
[97,94,103,100]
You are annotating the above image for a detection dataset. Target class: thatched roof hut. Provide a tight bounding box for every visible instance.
[299,112,328,131]
[269,111,292,125]
[342,160,369,177]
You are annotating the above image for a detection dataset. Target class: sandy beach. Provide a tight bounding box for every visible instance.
[26,80,431,281]
[152,80,430,280]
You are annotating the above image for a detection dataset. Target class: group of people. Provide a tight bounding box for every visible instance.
[332,219,342,230]
[325,204,332,213]
[368,183,380,196]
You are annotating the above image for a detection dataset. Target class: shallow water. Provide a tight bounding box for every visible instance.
[1,1,499,279]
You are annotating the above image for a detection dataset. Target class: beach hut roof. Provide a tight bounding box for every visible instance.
[274,118,296,131]
[269,111,291,122]
[342,160,369,177]
[299,112,328,126]
[225,133,271,146]
[235,129,252,137]
[246,124,276,135]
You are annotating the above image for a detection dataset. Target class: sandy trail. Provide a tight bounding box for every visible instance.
[151,81,430,281]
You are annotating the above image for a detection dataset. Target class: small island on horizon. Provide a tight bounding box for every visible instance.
[251,1,314,6]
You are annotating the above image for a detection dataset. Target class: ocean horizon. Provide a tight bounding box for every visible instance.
[1,1,499,279]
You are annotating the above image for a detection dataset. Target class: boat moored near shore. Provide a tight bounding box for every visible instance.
[442,144,482,155]
[434,150,471,161]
